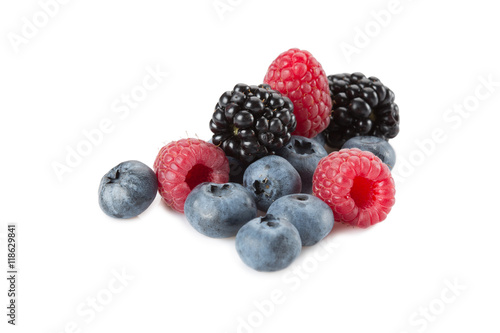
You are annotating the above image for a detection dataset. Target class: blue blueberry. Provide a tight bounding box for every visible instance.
[342,136,396,170]
[277,136,328,193]
[311,132,326,147]
[243,155,301,211]
[235,214,301,272]
[184,182,257,238]
[268,194,334,246]
[98,160,158,219]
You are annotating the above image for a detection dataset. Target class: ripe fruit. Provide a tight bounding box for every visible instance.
[154,138,229,213]
[313,148,395,228]
[98,160,158,219]
[236,214,301,272]
[276,135,327,193]
[184,182,257,238]
[342,136,396,170]
[209,137,246,183]
[243,155,302,211]
[324,72,400,149]
[210,83,297,164]
[312,132,326,147]
[264,48,332,138]
[227,156,246,184]
[268,194,334,246]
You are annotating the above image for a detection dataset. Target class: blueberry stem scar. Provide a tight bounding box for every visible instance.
[107,170,120,184]
[260,214,279,227]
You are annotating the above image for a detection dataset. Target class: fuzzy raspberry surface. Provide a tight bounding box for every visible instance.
[312,148,395,228]
[264,48,332,138]
[154,138,229,213]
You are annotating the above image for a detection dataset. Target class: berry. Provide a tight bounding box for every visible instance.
[208,138,245,183]
[184,182,257,238]
[210,83,297,164]
[227,156,246,184]
[312,148,395,228]
[342,136,396,170]
[98,160,157,219]
[243,155,302,211]
[312,132,326,147]
[154,138,229,213]
[276,135,328,193]
[324,72,400,149]
[264,48,332,138]
[235,214,301,272]
[267,194,334,246]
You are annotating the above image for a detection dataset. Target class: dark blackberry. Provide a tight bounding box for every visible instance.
[210,83,297,164]
[323,72,400,149]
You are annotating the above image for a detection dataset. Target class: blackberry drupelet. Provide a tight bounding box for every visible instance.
[210,83,297,164]
[323,72,400,149]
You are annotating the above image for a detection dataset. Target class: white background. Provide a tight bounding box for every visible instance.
[1,0,500,332]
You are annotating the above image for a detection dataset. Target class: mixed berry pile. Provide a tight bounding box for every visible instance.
[98,48,399,272]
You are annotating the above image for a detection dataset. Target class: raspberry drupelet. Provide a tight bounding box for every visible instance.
[264,48,332,139]
[154,138,229,213]
[312,148,395,228]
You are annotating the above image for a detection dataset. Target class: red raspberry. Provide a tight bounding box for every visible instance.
[312,148,395,228]
[154,138,229,213]
[264,48,332,138]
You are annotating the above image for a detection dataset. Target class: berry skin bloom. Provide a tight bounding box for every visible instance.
[154,138,229,213]
[264,48,332,139]
[312,148,395,228]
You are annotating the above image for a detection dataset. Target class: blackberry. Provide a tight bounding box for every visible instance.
[210,83,297,164]
[323,72,400,149]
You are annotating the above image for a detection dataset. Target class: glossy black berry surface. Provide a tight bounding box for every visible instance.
[323,73,400,149]
[210,83,297,164]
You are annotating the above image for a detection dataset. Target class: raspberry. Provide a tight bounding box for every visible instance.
[324,72,400,149]
[312,148,395,228]
[154,138,229,213]
[264,48,332,139]
[210,83,296,164]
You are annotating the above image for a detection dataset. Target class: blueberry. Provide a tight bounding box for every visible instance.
[342,136,396,170]
[184,182,257,238]
[267,194,334,246]
[243,155,301,211]
[277,136,328,193]
[311,132,326,147]
[98,160,158,219]
[235,214,301,272]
